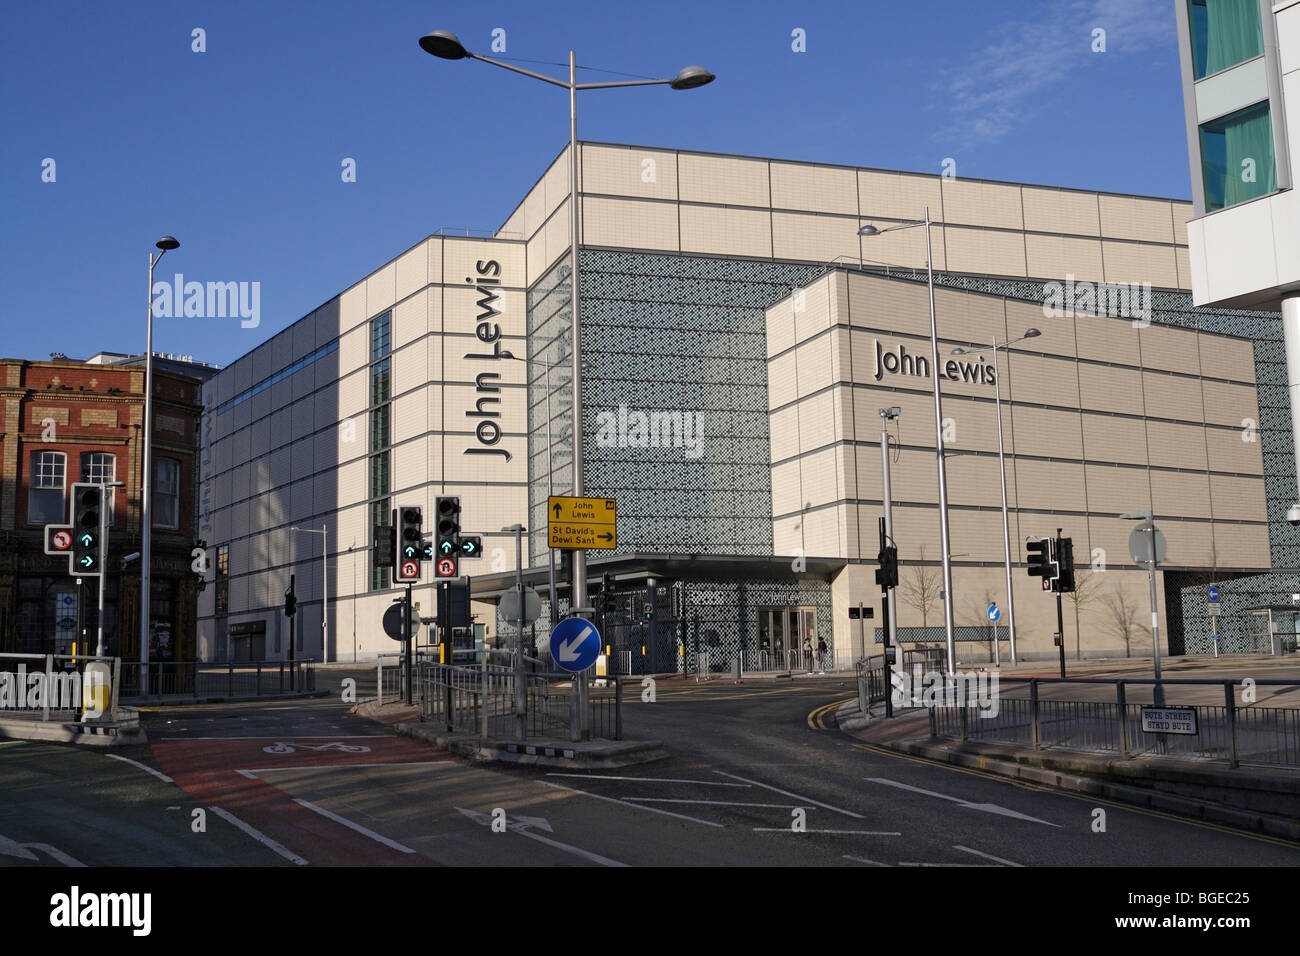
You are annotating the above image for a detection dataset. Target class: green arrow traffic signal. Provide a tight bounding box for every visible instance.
[79,532,94,547]
[439,539,454,555]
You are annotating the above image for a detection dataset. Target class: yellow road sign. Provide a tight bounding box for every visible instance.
[548,495,617,550]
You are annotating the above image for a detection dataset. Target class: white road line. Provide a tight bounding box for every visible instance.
[625,798,798,808]
[715,771,865,819]
[954,844,1023,867]
[105,753,174,784]
[752,828,901,835]
[242,761,452,774]
[24,843,85,867]
[844,855,889,866]
[208,806,308,865]
[899,861,990,867]
[292,798,416,854]
[541,780,724,828]
[0,740,26,747]
[546,773,751,788]
[510,827,629,867]
[163,735,392,740]
[866,777,1060,828]
[235,769,258,779]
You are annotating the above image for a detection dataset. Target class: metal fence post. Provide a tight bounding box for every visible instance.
[615,676,623,741]
[1225,681,1239,769]
[929,703,936,738]
[228,661,234,698]
[256,662,262,696]
[42,655,53,721]
[959,697,968,742]
[110,657,120,718]
[1116,681,1129,759]
[1030,679,1041,751]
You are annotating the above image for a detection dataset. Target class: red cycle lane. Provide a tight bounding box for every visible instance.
[151,735,450,866]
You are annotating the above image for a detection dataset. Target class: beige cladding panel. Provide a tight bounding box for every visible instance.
[1025,235,1106,284]
[392,292,429,354]
[1175,247,1192,289]
[942,453,1003,507]
[769,162,858,214]
[543,149,572,221]
[939,395,1001,454]
[442,240,525,295]
[580,144,678,201]
[794,335,836,398]
[769,404,800,464]
[366,263,396,318]
[848,273,931,330]
[1088,515,1146,569]
[1203,335,1256,384]
[1210,474,1268,522]
[797,447,842,510]
[1143,372,1205,420]
[1074,311,1140,364]
[1101,240,1179,288]
[942,226,1027,277]
[1145,420,1208,470]
[939,178,1024,230]
[1077,363,1144,415]
[1006,352,1080,407]
[772,211,861,265]
[797,389,839,455]
[392,437,427,492]
[679,205,772,258]
[1014,458,1086,512]
[1212,522,1270,569]
[801,504,849,559]
[1151,470,1213,520]
[857,170,942,222]
[790,275,834,343]
[850,388,936,446]
[1084,464,1150,515]
[933,286,1006,349]
[1205,425,1263,475]
[583,196,679,252]
[1171,202,1192,246]
[1098,195,1175,244]
[766,296,796,358]
[771,458,803,517]
[1005,300,1073,358]
[1200,380,1260,430]
[1138,323,1201,376]
[339,282,367,336]
[767,351,799,410]
[1021,186,1102,236]
[887,447,940,505]
[1010,405,1084,459]
[678,153,770,207]
[947,508,1010,564]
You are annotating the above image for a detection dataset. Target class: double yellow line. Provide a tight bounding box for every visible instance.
[806,697,854,730]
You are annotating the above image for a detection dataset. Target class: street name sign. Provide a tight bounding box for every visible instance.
[550,617,600,672]
[1140,705,1198,735]
[548,495,617,550]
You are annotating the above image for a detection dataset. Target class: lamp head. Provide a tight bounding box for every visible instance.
[857,224,880,236]
[155,236,179,251]
[951,347,966,355]
[1023,327,1042,339]
[419,30,470,59]
[669,65,715,90]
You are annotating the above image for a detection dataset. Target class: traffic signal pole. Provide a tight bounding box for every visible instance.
[879,517,893,719]
[1056,528,1066,679]
[95,500,108,656]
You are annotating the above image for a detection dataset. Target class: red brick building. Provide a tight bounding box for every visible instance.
[0,355,207,659]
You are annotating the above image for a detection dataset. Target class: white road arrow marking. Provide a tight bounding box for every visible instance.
[455,807,625,867]
[866,778,1060,828]
[0,832,85,866]
[558,625,593,663]
[0,833,38,861]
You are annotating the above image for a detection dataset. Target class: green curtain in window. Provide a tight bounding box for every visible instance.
[1223,105,1276,206]
[1203,0,1263,74]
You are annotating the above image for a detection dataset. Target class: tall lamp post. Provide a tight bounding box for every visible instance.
[419,29,714,613]
[859,212,956,675]
[501,348,561,628]
[291,525,329,662]
[142,235,179,688]
[951,327,1040,666]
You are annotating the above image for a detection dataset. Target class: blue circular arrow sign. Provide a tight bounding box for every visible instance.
[987,603,1001,623]
[1207,586,1220,602]
[550,617,601,673]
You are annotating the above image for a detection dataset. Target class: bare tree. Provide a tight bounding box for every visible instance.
[1099,579,1146,657]
[1065,569,1101,660]
[900,545,942,645]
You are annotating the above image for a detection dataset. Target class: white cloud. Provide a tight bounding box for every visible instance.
[938,0,1174,144]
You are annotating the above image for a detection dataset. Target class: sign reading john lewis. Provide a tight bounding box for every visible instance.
[871,339,996,386]
[463,258,511,462]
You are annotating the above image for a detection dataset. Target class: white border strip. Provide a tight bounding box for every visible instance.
[105,753,174,784]
[541,780,724,828]
[208,805,308,865]
[293,798,416,854]
[715,771,865,819]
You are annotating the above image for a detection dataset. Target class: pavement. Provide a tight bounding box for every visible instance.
[838,654,1300,841]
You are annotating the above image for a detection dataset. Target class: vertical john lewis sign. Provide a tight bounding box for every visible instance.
[463,259,511,461]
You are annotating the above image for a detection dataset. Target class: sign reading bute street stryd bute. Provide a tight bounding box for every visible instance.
[548,496,617,550]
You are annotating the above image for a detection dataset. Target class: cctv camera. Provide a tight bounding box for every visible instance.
[1288,504,1300,527]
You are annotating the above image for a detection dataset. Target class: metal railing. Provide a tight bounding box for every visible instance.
[416,658,623,741]
[929,676,1300,769]
[856,647,958,714]
[0,652,121,721]
[118,660,316,699]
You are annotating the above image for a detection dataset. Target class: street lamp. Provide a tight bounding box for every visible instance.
[859,213,956,675]
[290,525,329,663]
[420,29,714,614]
[501,348,562,628]
[142,235,179,687]
[951,327,1040,666]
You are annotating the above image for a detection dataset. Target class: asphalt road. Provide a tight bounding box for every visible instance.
[1,666,1297,867]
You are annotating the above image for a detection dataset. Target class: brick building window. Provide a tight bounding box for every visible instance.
[154,458,180,529]
[80,452,116,521]
[29,451,66,524]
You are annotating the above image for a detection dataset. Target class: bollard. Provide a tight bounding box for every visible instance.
[1116,681,1129,759]
[1225,681,1239,769]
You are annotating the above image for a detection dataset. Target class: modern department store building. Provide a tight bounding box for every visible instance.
[195,141,1298,669]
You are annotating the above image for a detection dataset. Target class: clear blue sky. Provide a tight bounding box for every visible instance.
[1,0,1189,369]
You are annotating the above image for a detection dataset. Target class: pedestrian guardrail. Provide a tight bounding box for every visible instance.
[118,660,316,699]
[0,652,120,721]
[928,676,1300,770]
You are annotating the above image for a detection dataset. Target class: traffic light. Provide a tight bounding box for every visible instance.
[1054,536,1076,594]
[1026,537,1057,587]
[874,545,898,588]
[284,580,297,617]
[644,602,653,621]
[395,506,422,583]
[374,524,395,569]
[71,483,104,576]
[434,496,461,579]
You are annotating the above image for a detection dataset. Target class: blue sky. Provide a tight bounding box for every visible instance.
[1,0,1189,369]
